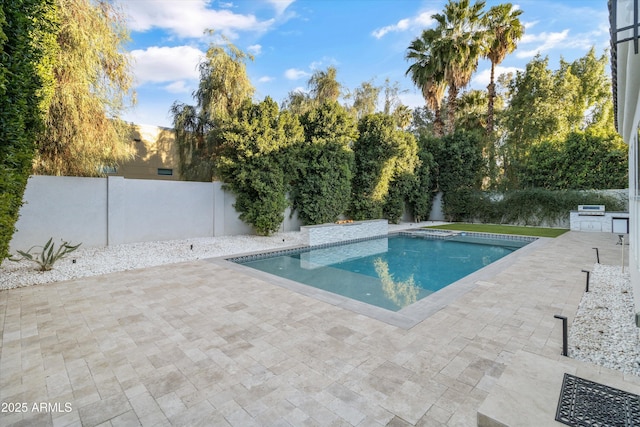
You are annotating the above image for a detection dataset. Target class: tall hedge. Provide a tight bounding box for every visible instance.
[0,0,56,260]
[350,114,418,220]
[291,101,358,225]
[428,131,484,221]
[518,130,628,190]
[216,97,304,235]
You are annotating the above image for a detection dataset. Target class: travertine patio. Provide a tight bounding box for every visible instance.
[1,231,639,426]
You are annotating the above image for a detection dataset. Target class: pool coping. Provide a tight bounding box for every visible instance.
[206,231,553,329]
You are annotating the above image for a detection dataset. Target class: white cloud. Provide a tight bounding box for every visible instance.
[309,57,339,70]
[163,80,191,94]
[266,0,295,15]
[472,66,522,87]
[248,44,262,55]
[372,10,437,39]
[284,68,310,80]
[131,46,204,85]
[516,29,569,58]
[258,76,274,83]
[121,0,274,39]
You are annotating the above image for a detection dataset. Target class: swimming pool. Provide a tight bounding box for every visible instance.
[229,232,534,312]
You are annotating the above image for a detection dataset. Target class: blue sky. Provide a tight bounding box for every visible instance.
[116,0,611,128]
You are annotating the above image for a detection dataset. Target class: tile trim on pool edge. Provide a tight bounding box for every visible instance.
[206,234,552,329]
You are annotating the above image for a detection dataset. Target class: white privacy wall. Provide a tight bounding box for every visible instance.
[10,175,108,249]
[9,175,302,252]
[116,177,214,244]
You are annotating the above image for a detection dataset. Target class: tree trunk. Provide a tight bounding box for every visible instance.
[434,107,443,137]
[487,61,496,135]
[446,85,458,135]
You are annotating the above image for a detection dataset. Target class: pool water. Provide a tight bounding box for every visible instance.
[234,234,531,312]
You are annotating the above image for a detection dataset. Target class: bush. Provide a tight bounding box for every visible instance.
[290,102,357,225]
[217,97,304,235]
[290,142,354,225]
[350,114,418,220]
[518,131,628,190]
[441,188,626,226]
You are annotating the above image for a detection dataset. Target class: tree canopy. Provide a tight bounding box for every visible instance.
[34,0,135,176]
[172,36,255,181]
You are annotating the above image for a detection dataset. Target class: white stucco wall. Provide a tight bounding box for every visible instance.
[9,176,303,251]
[10,175,107,251]
[615,36,640,323]
[118,177,215,244]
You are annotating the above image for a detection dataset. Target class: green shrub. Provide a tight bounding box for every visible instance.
[446,188,627,226]
[350,114,418,220]
[217,97,304,235]
[290,102,357,225]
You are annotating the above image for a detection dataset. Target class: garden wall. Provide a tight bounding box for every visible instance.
[9,175,301,251]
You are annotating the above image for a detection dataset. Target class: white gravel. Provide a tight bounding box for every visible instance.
[0,232,306,290]
[2,228,639,377]
[569,263,640,376]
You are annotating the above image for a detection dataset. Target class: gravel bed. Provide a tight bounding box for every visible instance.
[0,232,306,290]
[569,263,640,376]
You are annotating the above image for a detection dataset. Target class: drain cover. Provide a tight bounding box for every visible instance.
[556,373,640,426]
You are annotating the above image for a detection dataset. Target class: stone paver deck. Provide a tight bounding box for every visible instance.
[1,231,639,426]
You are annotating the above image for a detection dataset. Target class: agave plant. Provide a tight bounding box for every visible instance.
[11,238,81,271]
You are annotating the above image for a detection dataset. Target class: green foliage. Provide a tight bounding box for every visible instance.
[501,50,617,189]
[35,0,135,176]
[483,3,524,134]
[426,130,484,221]
[0,0,57,261]
[383,173,415,224]
[519,131,628,190]
[217,97,304,235]
[350,114,419,220]
[290,102,358,225]
[349,80,381,120]
[172,37,254,181]
[11,238,81,271]
[499,189,625,226]
[432,130,484,194]
[406,144,436,222]
[442,188,484,222]
[441,188,626,226]
[433,0,486,135]
[308,66,341,104]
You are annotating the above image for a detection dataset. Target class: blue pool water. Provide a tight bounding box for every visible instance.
[233,234,531,312]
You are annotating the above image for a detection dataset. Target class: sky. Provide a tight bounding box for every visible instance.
[115,0,612,128]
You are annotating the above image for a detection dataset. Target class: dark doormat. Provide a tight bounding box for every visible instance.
[556,373,640,426]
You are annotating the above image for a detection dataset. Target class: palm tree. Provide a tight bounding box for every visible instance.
[406,29,447,136]
[392,104,413,129]
[432,0,486,135]
[483,3,524,134]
